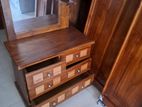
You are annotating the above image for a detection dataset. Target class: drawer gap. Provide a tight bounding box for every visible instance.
[33,72,93,105]
[26,57,60,73]
[66,58,88,69]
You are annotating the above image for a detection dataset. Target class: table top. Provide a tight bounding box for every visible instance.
[5,27,95,70]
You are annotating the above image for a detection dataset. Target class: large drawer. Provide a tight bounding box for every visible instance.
[32,72,94,107]
[28,59,92,100]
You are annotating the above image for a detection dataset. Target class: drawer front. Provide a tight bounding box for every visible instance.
[63,47,91,65]
[29,74,66,100]
[26,61,66,89]
[28,59,91,100]
[67,59,91,79]
[35,73,94,107]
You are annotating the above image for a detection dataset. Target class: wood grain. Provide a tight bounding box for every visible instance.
[84,0,140,88]
[103,1,142,106]
[0,0,16,40]
[5,27,94,70]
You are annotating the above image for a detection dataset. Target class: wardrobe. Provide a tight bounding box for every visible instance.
[85,0,142,106]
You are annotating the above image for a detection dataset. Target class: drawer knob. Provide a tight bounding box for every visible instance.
[48,84,52,88]
[53,102,56,106]
[47,73,51,77]
[77,69,81,73]
[75,54,79,58]
[82,86,84,89]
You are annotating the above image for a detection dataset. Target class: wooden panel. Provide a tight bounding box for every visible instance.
[5,27,94,70]
[103,1,142,106]
[0,0,16,40]
[84,0,139,88]
[69,0,80,25]
[76,0,92,32]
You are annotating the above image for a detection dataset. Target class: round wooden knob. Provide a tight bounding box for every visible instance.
[77,69,81,73]
[48,84,52,88]
[47,73,51,77]
[75,54,79,58]
[53,102,56,106]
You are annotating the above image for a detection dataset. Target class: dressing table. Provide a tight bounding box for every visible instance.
[1,0,95,106]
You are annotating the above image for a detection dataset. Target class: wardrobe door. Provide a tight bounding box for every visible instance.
[103,1,142,107]
[84,0,141,90]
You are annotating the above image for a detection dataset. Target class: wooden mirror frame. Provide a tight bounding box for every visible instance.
[0,0,69,41]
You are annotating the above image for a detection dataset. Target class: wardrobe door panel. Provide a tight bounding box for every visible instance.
[103,2,142,106]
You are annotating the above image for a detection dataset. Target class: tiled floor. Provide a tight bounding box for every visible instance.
[0,30,102,107]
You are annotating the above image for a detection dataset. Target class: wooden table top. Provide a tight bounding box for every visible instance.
[5,27,94,70]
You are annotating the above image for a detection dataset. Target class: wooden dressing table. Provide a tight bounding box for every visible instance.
[1,0,95,106]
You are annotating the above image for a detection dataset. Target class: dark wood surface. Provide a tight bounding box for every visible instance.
[0,2,4,29]
[84,0,140,88]
[5,27,94,70]
[76,0,92,32]
[103,1,142,106]
[0,0,16,40]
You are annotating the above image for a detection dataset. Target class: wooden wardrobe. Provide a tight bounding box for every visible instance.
[85,0,142,106]
[85,0,141,89]
[103,2,142,106]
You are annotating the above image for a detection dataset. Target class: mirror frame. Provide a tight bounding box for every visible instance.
[1,0,69,41]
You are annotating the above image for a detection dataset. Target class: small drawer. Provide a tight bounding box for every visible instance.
[33,72,94,107]
[63,46,91,65]
[25,60,66,89]
[67,58,92,79]
[29,74,67,100]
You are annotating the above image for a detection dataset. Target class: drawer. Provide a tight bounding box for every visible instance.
[33,72,94,107]
[62,46,91,65]
[29,74,67,100]
[66,58,91,79]
[25,58,66,89]
[28,59,92,100]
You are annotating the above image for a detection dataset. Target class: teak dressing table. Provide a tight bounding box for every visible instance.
[1,0,95,107]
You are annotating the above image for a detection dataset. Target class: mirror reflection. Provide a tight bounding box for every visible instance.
[9,0,58,22]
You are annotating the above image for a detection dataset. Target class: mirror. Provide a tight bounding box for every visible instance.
[1,0,69,40]
[9,0,58,22]
[7,0,69,39]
